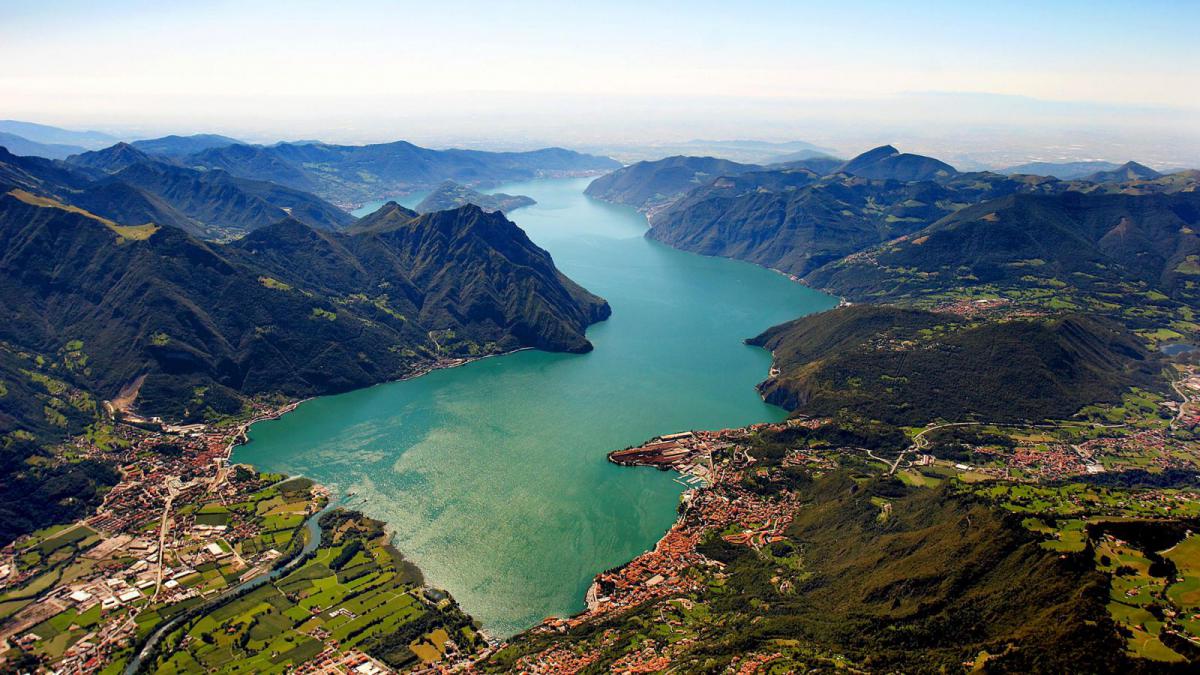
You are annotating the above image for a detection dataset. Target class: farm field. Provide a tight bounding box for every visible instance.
[150,510,483,673]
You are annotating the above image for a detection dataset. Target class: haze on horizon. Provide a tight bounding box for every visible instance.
[2,0,1199,167]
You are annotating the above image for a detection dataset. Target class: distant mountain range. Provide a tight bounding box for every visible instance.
[0,120,119,150]
[583,145,958,217]
[639,147,1059,277]
[0,131,620,240]
[0,120,619,211]
[0,132,86,160]
[583,138,836,164]
[837,144,957,181]
[129,133,243,157]
[583,146,1200,287]
[1081,160,1160,183]
[0,145,351,239]
[415,181,535,214]
[1001,160,1121,179]
[175,141,618,208]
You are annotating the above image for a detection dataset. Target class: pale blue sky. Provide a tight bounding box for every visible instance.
[1,0,1197,160]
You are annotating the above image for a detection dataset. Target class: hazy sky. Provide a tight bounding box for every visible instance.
[2,0,1198,163]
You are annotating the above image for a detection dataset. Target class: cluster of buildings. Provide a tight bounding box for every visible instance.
[932,296,1012,318]
[1074,428,1188,471]
[606,639,673,673]
[969,443,1091,481]
[1173,370,1200,428]
[580,522,709,620]
[731,651,785,675]
[292,646,394,675]
[510,642,603,674]
[510,426,806,672]
[0,400,323,673]
[608,431,720,488]
[495,422,832,672]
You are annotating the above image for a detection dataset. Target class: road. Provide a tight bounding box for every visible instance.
[1171,370,1196,429]
[149,484,178,603]
[872,420,1131,477]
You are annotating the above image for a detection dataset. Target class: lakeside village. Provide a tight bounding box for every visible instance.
[3,360,1200,673]
[0,397,485,675]
[499,364,1200,672]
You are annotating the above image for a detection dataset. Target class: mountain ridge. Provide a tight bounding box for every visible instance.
[0,192,609,439]
[181,140,620,208]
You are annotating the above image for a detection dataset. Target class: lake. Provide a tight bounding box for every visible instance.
[233,177,836,636]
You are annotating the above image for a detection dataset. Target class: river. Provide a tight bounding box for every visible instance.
[232,177,835,636]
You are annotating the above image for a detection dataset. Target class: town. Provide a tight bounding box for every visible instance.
[0,398,480,674]
[484,362,1200,671]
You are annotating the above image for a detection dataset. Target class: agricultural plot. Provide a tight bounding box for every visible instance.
[148,510,482,673]
[969,477,1200,663]
[0,468,328,674]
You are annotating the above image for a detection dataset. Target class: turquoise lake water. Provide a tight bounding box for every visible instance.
[233,177,836,636]
[351,191,430,217]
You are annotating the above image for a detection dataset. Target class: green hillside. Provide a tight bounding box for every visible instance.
[0,193,609,433]
[489,459,1134,672]
[415,180,535,214]
[749,306,1161,425]
[805,191,1200,334]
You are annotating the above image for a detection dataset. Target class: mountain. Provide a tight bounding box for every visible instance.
[0,191,608,437]
[769,154,844,174]
[644,168,1060,277]
[837,145,958,181]
[583,156,761,212]
[414,181,535,214]
[182,141,620,208]
[633,143,1199,286]
[490,457,1130,672]
[805,191,1200,326]
[129,133,242,157]
[581,139,836,164]
[0,132,86,160]
[100,161,354,237]
[67,179,203,234]
[0,120,119,150]
[40,147,353,238]
[1083,161,1161,183]
[1002,160,1123,180]
[347,200,420,234]
[749,305,1159,425]
[0,146,95,195]
[764,148,839,164]
[66,142,155,173]
[184,142,316,191]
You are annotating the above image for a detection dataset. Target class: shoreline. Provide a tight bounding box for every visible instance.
[231,347,533,458]
[222,346,536,638]
[476,422,799,671]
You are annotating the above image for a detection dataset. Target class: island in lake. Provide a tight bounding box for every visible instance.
[415,180,536,214]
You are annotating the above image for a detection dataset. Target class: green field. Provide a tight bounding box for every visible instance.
[149,510,481,673]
